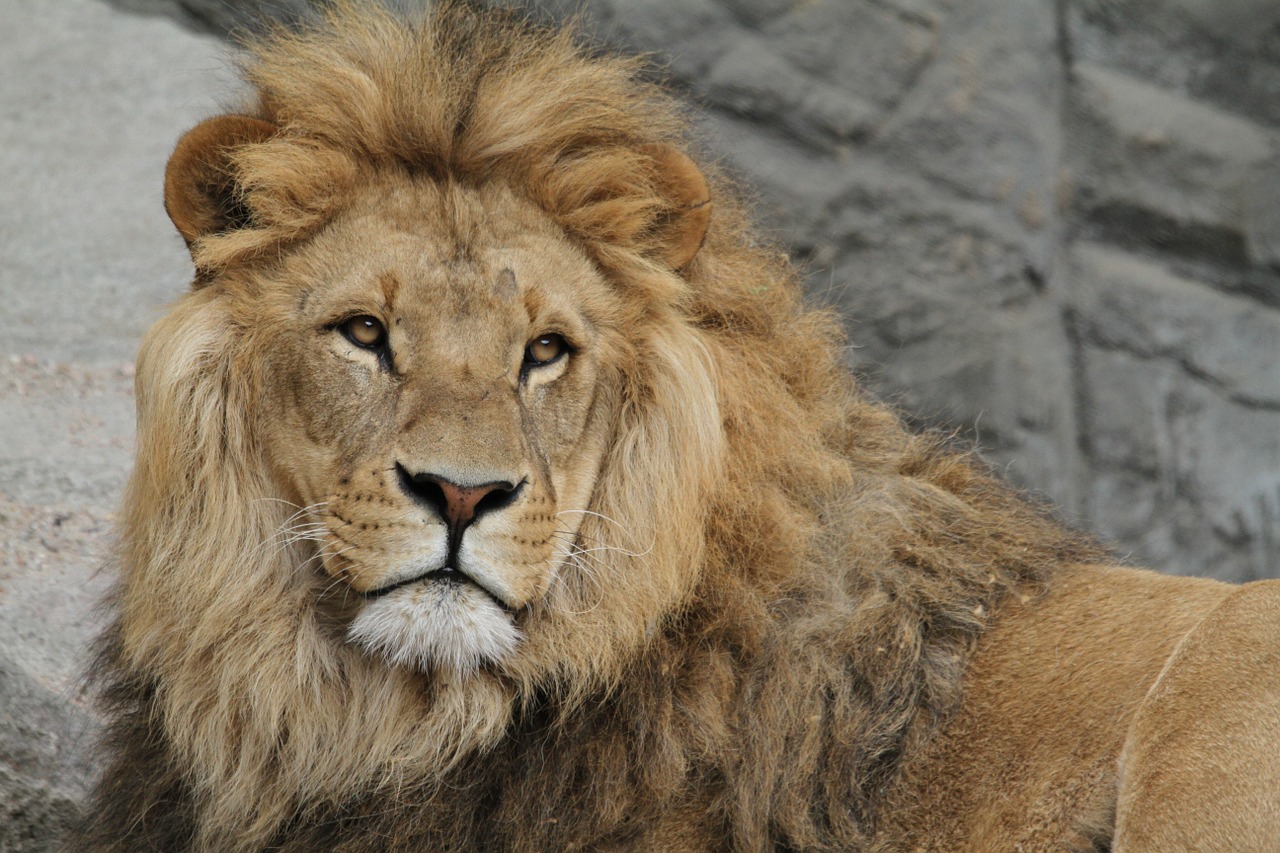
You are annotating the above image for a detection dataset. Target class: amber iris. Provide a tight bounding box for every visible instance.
[525,333,566,366]
[343,315,387,349]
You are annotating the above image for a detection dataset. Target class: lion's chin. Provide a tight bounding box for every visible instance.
[347,580,521,675]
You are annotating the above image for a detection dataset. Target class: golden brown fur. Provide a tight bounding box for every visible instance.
[80,3,1280,851]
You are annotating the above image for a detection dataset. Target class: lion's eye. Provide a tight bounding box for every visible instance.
[525,333,567,367]
[341,315,387,349]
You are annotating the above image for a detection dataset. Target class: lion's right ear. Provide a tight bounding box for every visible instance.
[164,115,277,248]
[644,144,712,272]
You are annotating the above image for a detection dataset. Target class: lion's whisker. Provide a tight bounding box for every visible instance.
[548,544,608,616]
[549,529,654,561]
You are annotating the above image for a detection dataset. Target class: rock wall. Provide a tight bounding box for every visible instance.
[0,2,224,847]
[3,0,1278,846]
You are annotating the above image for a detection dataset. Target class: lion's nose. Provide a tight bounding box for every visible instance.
[396,464,521,545]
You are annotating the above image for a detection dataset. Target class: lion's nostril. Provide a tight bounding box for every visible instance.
[471,480,521,517]
[396,464,450,520]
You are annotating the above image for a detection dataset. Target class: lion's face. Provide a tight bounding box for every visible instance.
[252,179,625,675]
[150,102,715,696]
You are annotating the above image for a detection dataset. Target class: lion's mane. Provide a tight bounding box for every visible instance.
[82,4,1103,851]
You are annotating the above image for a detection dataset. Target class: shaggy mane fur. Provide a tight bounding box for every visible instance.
[81,3,1105,851]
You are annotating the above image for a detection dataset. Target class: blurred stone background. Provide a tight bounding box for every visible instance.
[2,0,1277,847]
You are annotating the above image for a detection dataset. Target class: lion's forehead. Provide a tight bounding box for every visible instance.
[290,189,612,343]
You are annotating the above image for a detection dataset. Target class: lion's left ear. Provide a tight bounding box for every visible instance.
[644,144,712,272]
[164,114,278,249]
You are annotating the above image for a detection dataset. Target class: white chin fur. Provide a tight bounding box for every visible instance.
[347,581,520,675]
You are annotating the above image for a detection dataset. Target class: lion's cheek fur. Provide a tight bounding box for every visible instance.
[256,332,395,503]
[496,321,726,693]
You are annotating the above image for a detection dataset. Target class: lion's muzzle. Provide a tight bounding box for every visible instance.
[396,463,524,554]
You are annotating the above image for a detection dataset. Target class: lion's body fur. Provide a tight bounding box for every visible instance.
[80,4,1280,852]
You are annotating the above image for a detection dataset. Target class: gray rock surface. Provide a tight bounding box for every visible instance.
[4,0,1279,845]
[0,0,223,845]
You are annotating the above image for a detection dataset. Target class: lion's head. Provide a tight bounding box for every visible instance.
[173,168,711,679]
[87,4,1100,850]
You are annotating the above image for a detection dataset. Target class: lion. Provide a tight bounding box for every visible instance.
[78,3,1280,851]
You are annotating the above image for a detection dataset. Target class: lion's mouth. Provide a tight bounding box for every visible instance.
[347,564,521,674]
[364,566,510,610]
